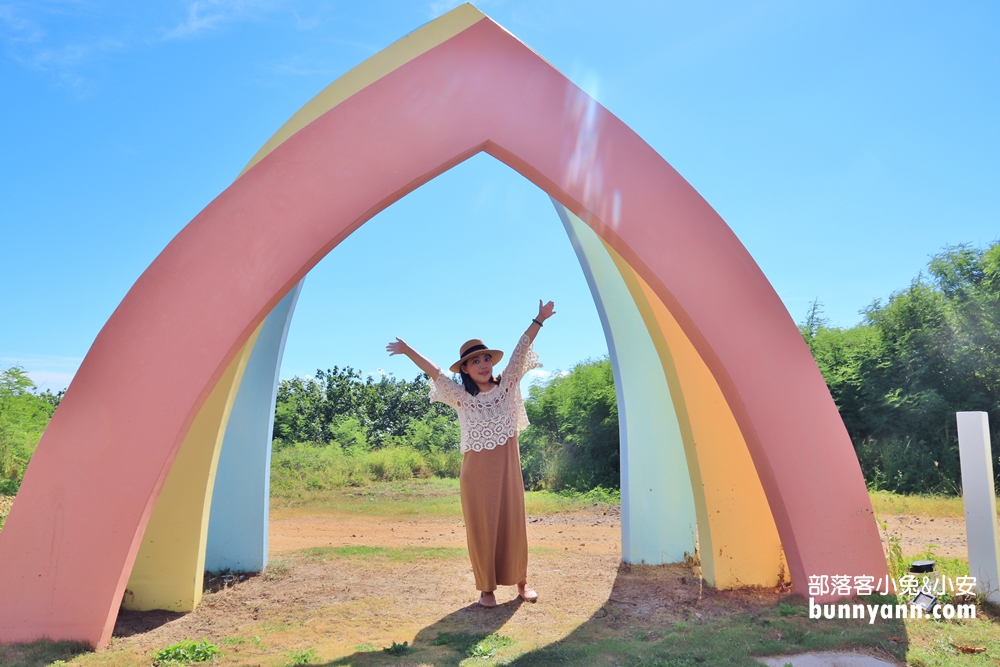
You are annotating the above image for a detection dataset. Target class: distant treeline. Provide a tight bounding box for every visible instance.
[272,366,458,452]
[268,367,464,493]
[270,360,619,493]
[803,242,1000,495]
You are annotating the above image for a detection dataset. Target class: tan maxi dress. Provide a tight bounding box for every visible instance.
[429,334,541,592]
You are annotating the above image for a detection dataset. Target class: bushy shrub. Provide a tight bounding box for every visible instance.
[520,358,619,492]
[270,443,367,493]
[152,639,219,665]
[365,446,427,481]
[404,413,460,454]
[424,450,463,478]
[270,442,462,496]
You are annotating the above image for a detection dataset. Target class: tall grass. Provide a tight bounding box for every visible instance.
[0,495,13,532]
[868,489,1000,517]
[270,443,462,497]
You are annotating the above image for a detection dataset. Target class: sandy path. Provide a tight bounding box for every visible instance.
[268,508,622,557]
[270,508,974,560]
[878,514,972,559]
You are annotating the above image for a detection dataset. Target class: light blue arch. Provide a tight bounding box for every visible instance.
[205,280,303,572]
[555,202,696,564]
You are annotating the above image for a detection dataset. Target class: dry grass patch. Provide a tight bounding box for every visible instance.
[0,494,14,531]
[868,490,997,518]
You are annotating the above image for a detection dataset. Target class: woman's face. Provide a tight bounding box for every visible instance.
[461,353,494,384]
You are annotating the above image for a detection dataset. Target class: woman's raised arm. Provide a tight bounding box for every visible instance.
[523,300,556,344]
[386,337,442,378]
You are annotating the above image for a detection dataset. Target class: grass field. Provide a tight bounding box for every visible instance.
[269,478,618,518]
[868,490,983,518]
[0,485,982,526]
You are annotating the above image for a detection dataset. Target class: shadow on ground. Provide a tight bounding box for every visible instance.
[323,597,522,666]
[0,639,91,667]
[114,608,186,638]
[314,564,910,666]
[0,566,928,667]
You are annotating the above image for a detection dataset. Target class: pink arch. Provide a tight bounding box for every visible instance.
[0,16,885,648]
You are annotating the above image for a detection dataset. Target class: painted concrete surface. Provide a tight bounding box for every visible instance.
[0,5,887,647]
[557,203,696,564]
[205,281,302,573]
[956,411,1000,604]
[123,327,259,611]
[609,244,787,588]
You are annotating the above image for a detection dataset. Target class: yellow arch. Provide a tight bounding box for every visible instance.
[123,327,259,610]
[605,240,787,588]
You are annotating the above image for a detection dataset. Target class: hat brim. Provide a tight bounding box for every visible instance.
[450,348,504,374]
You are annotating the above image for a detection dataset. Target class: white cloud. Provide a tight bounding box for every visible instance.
[523,368,570,382]
[520,367,569,394]
[163,0,233,40]
[162,0,282,40]
[0,3,132,91]
[0,0,303,88]
[0,3,45,44]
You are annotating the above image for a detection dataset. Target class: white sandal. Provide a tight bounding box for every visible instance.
[518,584,538,602]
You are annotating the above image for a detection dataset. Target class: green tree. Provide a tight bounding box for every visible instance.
[520,358,619,491]
[272,367,458,450]
[0,367,57,494]
[802,242,1000,494]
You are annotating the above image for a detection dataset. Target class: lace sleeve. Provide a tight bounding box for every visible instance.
[504,334,542,383]
[428,370,465,410]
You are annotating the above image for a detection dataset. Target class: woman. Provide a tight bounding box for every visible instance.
[386,300,555,607]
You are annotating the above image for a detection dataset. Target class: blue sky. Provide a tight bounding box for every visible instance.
[2,0,998,392]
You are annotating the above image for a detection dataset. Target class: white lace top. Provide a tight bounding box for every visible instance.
[429,334,542,453]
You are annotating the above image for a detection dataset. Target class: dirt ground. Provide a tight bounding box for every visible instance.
[268,507,971,561]
[267,505,623,557]
[102,505,668,666]
[81,507,973,666]
[108,544,808,666]
[877,514,971,559]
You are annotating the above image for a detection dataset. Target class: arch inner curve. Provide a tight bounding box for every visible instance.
[0,4,885,649]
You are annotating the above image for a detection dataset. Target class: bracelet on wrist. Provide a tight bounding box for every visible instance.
[532,318,543,327]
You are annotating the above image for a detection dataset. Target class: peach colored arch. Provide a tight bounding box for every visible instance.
[0,7,886,649]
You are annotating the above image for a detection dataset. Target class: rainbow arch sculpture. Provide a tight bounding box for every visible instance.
[0,4,886,649]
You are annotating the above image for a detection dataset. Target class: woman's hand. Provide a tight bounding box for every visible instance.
[386,337,410,356]
[525,300,555,343]
[537,300,556,323]
[386,338,441,378]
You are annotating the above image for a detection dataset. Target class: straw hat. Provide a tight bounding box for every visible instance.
[449,339,504,374]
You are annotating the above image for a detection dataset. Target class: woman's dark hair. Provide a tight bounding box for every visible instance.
[460,371,501,396]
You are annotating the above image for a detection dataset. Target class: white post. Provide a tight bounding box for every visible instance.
[956,412,1000,604]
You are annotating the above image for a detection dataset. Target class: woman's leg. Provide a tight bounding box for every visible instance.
[459,447,505,597]
[493,436,529,588]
